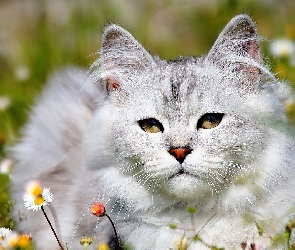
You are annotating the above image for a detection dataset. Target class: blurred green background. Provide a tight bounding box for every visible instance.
[1,0,295,230]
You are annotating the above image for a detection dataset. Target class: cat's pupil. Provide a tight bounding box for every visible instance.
[197,113,224,129]
[138,118,164,133]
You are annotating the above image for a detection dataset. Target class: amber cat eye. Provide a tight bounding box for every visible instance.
[138,118,164,133]
[197,113,224,129]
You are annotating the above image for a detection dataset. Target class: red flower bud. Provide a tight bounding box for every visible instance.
[91,202,106,217]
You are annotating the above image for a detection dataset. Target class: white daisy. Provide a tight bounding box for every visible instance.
[5,231,19,248]
[0,227,12,240]
[23,180,53,211]
[269,38,295,58]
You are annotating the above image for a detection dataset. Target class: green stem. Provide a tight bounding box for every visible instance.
[41,205,64,250]
[105,213,120,250]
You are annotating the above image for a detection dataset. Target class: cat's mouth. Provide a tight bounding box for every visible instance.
[169,168,194,179]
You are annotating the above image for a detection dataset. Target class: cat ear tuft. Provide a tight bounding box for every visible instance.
[101,24,155,72]
[207,14,261,64]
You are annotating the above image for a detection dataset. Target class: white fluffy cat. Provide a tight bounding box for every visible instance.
[11,14,295,249]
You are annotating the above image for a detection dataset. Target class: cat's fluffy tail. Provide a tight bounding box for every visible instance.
[10,68,102,243]
[12,67,99,182]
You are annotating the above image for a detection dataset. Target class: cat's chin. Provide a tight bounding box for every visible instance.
[167,174,211,200]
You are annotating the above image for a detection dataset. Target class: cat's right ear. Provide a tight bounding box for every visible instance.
[206,14,261,64]
[206,15,263,88]
[100,25,155,94]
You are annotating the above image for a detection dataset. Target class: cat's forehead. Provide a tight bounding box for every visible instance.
[120,57,245,122]
[157,58,235,104]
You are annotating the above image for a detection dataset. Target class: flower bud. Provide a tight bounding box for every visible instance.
[91,202,106,217]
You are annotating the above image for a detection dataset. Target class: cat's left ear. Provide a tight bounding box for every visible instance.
[206,14,261,66]
[100,24,155,94]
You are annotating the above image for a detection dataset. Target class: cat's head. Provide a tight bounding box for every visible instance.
[89,15,289,201]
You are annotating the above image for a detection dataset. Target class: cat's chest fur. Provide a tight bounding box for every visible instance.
[11,14,295,250]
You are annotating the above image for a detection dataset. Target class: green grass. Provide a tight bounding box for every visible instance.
[1,0,295,248]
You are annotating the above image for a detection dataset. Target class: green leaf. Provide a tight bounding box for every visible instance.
[193,235,201,241]
[255,221,264,236]
[187,207,198,214]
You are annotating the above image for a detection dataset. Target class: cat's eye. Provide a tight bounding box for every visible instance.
[197,113,224,129]
[138,118,164,133]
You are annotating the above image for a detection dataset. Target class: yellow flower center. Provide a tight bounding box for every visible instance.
[30,185,43,197]
[18,234,31,247]
[34,195,45,205]
[9,238,18,247]
[97,243,110,250]
[26,181,43,197]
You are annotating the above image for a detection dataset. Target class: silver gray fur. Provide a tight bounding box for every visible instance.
[11,15,295,249]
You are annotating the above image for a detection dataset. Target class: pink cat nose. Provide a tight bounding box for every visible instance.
[169,147,192,164]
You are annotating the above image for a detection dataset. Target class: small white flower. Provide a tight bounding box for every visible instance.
[269,38,295,58]
[0,230,33,249]
[0,96,11,111]
[0,227,12,240]
[5,231,19,248]
[0,158,13,174]
[24,180,53,211]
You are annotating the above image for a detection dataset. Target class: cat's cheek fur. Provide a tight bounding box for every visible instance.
[85,103,119,170]
[113,124,163,161]
[143,153,178,177]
